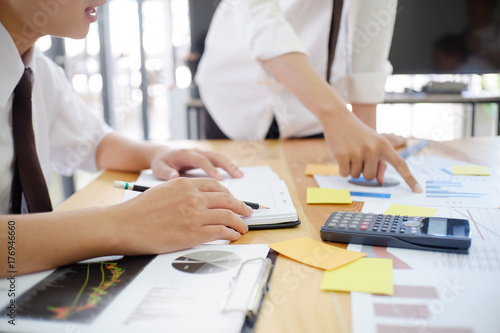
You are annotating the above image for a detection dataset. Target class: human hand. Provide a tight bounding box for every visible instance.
[322,112,422,192]
[150,147,244,181]
[112,178,252,255]
[381,133,407,149]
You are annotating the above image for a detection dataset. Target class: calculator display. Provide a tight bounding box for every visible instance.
[420,217,470,237]
[423,218,447,236]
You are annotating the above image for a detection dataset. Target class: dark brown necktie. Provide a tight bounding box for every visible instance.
[326,0,344,82]
[10,67,53,214]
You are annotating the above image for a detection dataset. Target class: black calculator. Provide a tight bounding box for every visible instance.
[320,211,471,253]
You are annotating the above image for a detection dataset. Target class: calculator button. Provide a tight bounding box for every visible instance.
[338,223,348,228]
[328,222,337,227]
[381,227,388,232]
[349,225,357,229]
[360,225,369,230]
[411,228,417,234]
[403,221,421,228]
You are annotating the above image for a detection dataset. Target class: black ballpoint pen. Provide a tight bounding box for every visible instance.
[114,181,269,210]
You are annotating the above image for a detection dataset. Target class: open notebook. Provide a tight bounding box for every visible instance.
[123,166,300,229]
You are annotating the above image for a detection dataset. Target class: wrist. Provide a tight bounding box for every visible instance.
[352,103,377,130]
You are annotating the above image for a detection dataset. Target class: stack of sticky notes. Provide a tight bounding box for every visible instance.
[451,165,490,176]
[305,164,340,176]
[384,204,438,217]
[269,238,394,295]
[306,188,352,204]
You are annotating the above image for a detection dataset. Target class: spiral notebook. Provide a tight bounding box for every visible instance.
[124,166,300,229]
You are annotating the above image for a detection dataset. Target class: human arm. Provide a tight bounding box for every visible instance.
[0,178,252,277]
[262,53,421,191]
[352,103,407,149]
[95,132,244,180]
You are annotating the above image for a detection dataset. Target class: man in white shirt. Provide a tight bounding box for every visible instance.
[196,0,421,192]
[0,0,251,277]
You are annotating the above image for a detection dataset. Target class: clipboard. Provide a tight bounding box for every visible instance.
[220,250,277,333]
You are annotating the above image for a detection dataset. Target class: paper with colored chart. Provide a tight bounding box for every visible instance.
[268,237,365,270]
[313,156,500,208]
[349,202,500,333]
[321,258,394,295]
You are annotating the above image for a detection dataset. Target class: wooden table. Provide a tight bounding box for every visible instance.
[56,137,500,333]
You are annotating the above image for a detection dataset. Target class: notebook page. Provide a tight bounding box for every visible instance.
[222,179,297,225]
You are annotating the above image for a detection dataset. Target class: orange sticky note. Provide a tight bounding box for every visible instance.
[451,165,490,176]
[305,164,340,176]
[269,237,366,270]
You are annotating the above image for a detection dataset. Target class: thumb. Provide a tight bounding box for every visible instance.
[153,160,180,180]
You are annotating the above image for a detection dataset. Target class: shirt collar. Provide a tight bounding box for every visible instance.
[0,22,31,109]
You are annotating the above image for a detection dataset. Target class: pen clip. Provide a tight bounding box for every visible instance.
[221,257,272,319]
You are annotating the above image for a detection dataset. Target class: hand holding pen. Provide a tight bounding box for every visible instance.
[114,181,269,210]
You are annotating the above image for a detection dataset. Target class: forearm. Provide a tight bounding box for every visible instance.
[262,52,348,123]
[352,103,377,130]
[95,132,164,172]
[0,207,120,277]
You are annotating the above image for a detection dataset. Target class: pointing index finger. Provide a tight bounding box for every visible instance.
[382,147,423,193]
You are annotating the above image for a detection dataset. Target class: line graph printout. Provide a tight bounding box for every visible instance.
[13,255,154,323]
[350,203,500,272]
[0,244,270,333]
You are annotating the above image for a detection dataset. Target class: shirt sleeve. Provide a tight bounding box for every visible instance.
[346,0,396,103]
[45,58,112,176]
[239,0,307,60]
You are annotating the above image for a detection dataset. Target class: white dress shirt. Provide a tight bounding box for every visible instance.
[0,23,112,214]
[196,0,396,140]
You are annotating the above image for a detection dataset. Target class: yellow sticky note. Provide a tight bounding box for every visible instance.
[451,165,490,176]
[384,204,438,217]
[269,237,366,271]
[305,164,340,176]
[321,258,394,295]
[307,188,352,204]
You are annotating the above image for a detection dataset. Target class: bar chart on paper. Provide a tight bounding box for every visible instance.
[422,176,500,208]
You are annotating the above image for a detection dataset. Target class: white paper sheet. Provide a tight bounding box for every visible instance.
[314,155,500,208]
[349,203,500,333]
[0,244,270,333]
[124,167,298,225]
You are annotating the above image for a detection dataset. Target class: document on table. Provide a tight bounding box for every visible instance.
[313,155,500,208]
[348,202,500,333]
[0,244,271,333]
[124,166,299,227]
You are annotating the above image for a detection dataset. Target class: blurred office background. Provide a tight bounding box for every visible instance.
[39,0,500,206]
